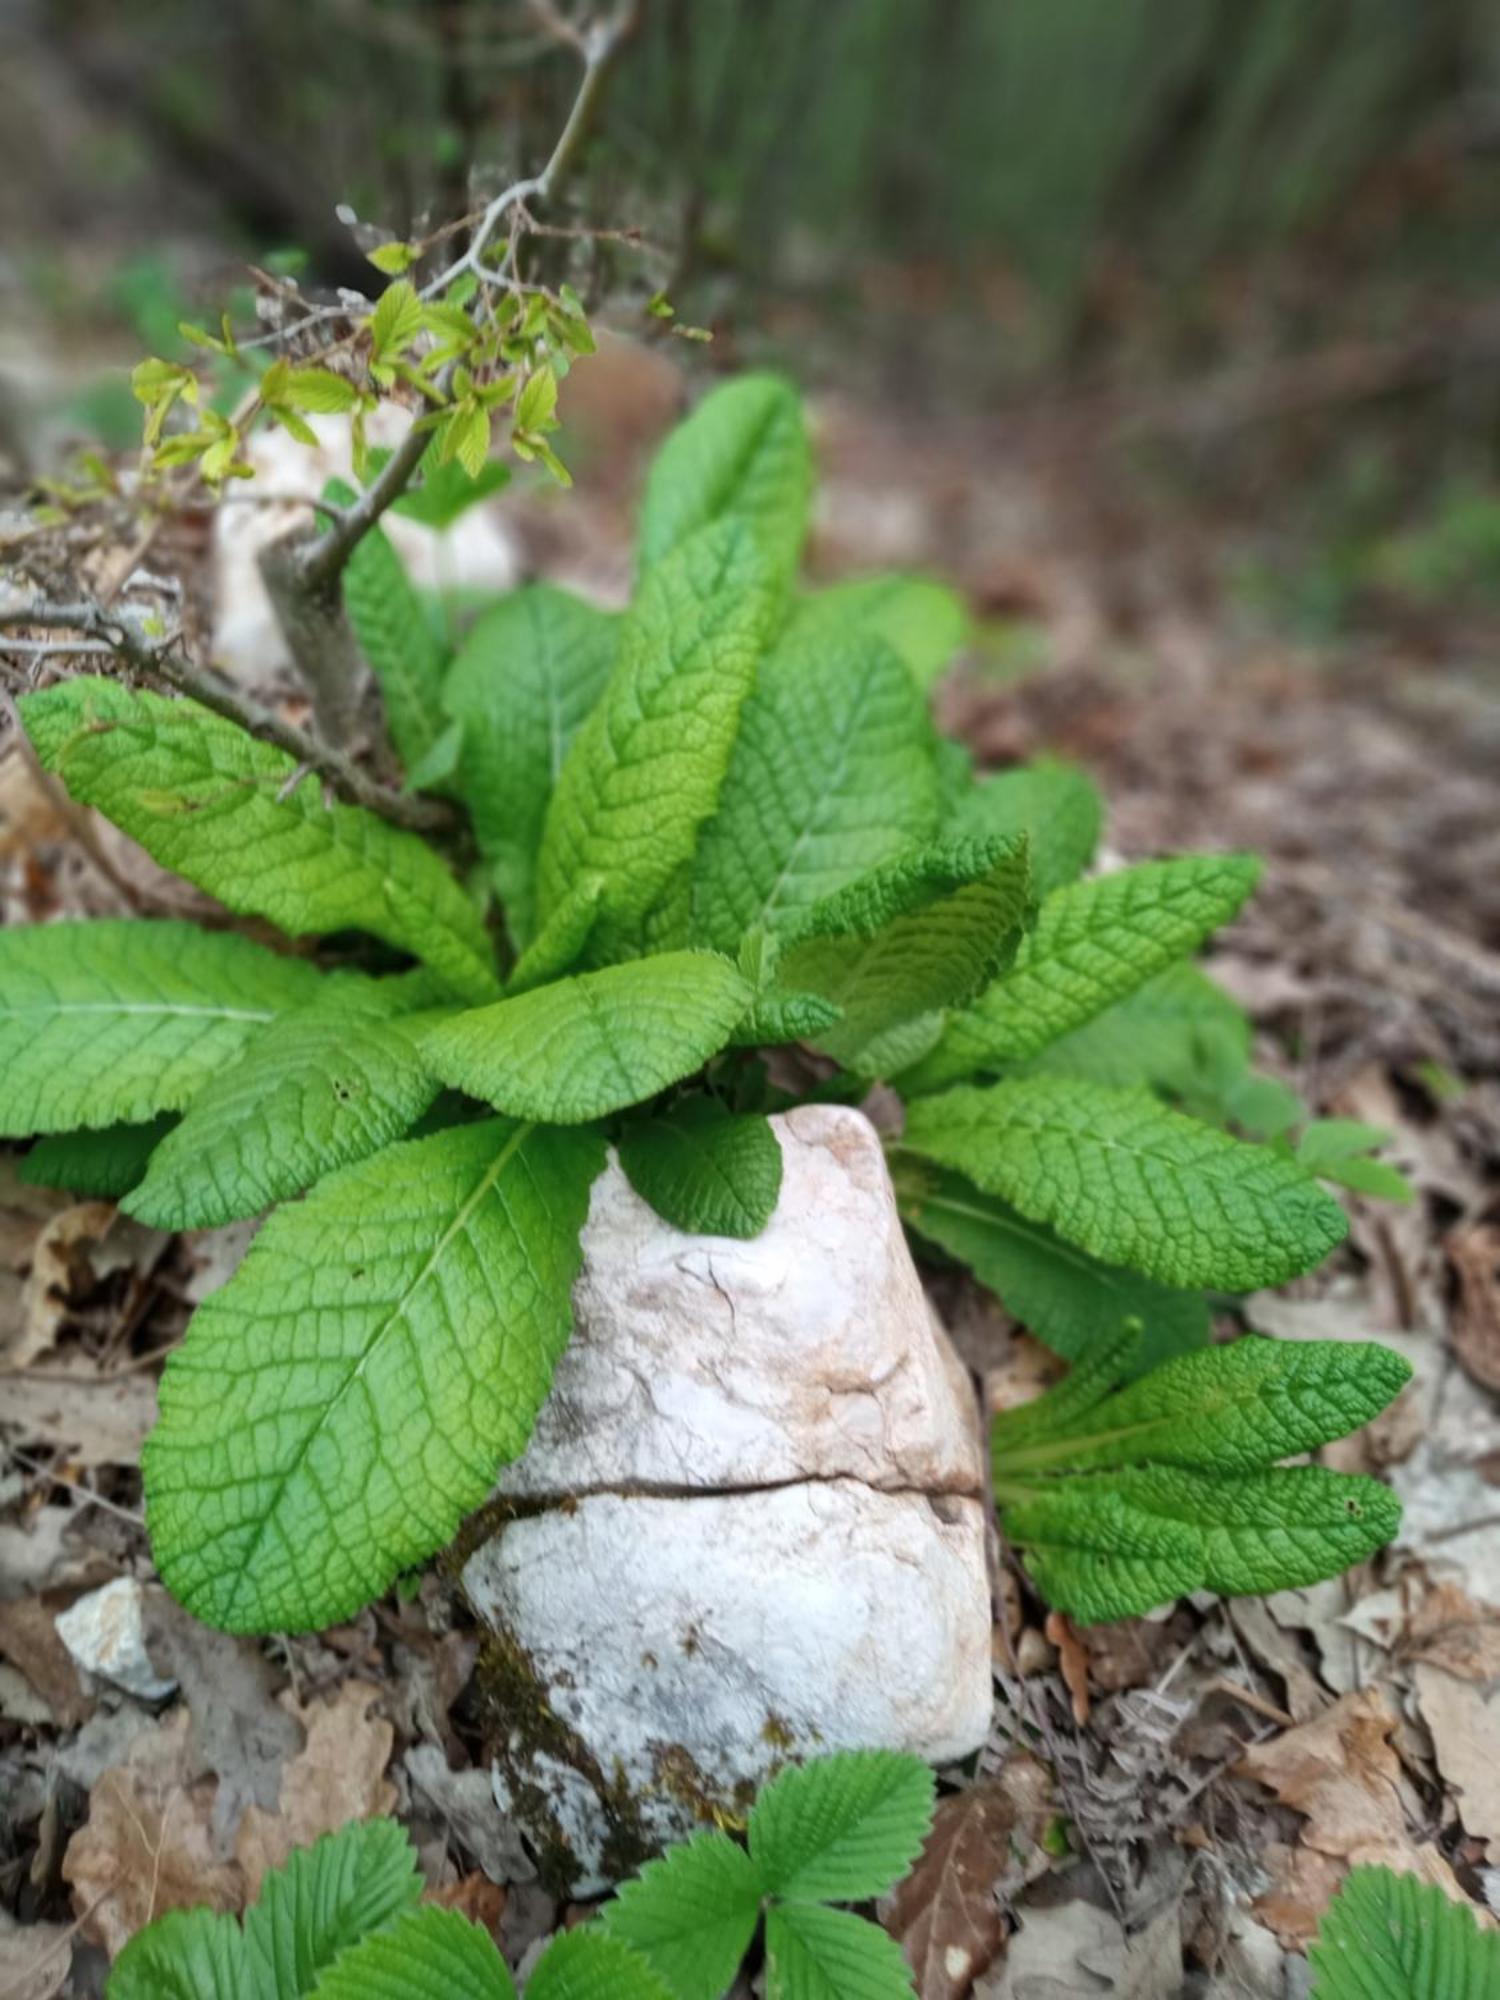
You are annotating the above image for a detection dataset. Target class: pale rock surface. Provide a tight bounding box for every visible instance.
[463,1104,992,1890]
[211,408,520,682]
[55,1578,177,1703]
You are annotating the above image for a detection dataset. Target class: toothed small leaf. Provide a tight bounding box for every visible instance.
[749,1749,935,1903]
[601,1830,764,2000]
[764,1903,916,2000]
[527,1930,676,2000]
[244,1817,422,1994]
[620,1097,783,1238]
[1307,1863,1500,1999]
[311,1905,516,1998]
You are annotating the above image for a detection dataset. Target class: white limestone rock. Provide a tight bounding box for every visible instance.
[211,408,520,683]
[54,1577,177,1703]
[462,1104,992,1890]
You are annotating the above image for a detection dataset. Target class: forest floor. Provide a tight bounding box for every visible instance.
[2,336,1499,1999]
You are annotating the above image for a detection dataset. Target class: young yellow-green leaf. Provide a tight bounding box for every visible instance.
[313,1906,516,1999]
[369,278,424,364]
[764,1903,916,2000]
[527,1930,676,2000]
[125,985,442,1229]
[778,837,1032,1072]
[944,760,1101,898]
[243,1818,422,1996]
[1026,961,1250,1096]
[689,626,942,954]
[144,1118,603,1632]
[1307,1864,1500,2000]
[998,1464,1402,1623]
[896,1162,1209,1371]
[906,854,1259,1089]
[749,1750,935,1904]
[328,477,449,775]
[418,952,752,1124]
[782,576,968,693]
[109,1907,248,2000]
[19,680,498,1005]
[1298,1120,1415,1204]
[601,1830,764,2000]
[901,1076,1347,1290]
[20,1116,176,1199]
[442,585,618,949]
[280,366,358,413]
[619,1097,782,1238]
[993,1336,1411,1476]
[535,522,777,963]
[0,920,322,1136]
[638,372,810,585]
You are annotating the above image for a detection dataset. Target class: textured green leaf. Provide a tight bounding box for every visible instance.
[331,479,449,774]
[108,1907,247,2000]
[125,981,443,1229]
[1000,1463,1402,1621]
[602,1830,764,2000]
[0,920,322,1136]
[783,576,968,692]
[144,1118,602,1632]
[639,372,810,585]
[244,1818,422,1996]
[311,1905,516,1999]
[527,1930,676,2000]
[901,1076,1347,1289]
[993,1336,1411,1476]
[620,1097,782,1238]
[944,760,1101,898]
[749,1750,935,1904]
[764,1903,916,2000]
[689,626,941,953]
[778,837,1032,1072]
[897,1162,1209,1371]
[1307,1863,1500,2000]
[536,522,777,963]
[420,952,752,1124]
[731,985,843,1048]
[906,854,1259,1088]
[19,680,499,1004]
[21,1116,175,1198]
[507,873,605,994]
[442,585,617,948]
[1026,961,1250,1095]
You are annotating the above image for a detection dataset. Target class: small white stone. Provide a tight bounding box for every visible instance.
[54,1578,177,1702]
[464,1104,992,1887]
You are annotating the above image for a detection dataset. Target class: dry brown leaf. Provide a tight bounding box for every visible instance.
[0,1910,73,2000]
[426,1873,507,1940]
[234,1679,396,1897]
[885,1757,1052,2000]
[1253,1842,1347,1951]
[1413,1662,1500,1857]
[1449,1217,1500,1394]
[1045,1611,1090,1725]
[1237,1685,1470,1941]
[1404,1579,1500,1681]
[10,1202,115,1369]
[61,1705,244,1957]
[1,1365,158,1467]
[0,1595,94,1730]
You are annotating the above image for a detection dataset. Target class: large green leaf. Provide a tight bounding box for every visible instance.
[901,1076,1347,1289]
[638,372,810,585]
[1026,960,1250,1095]
[19,679,499,1004]
[0,920,321,1136]
[125,979,442,1229]
[535,522,777,962]
[20,1116,175,1198]
[990,1336,1412,1477]
[998,1463,1402,1623]
[763,1903,916,2000]
[619,1097,783,1238]
[896,1161,1209,1371]
[783,576,968,692]
[442,585,617,949]
[944,760,1101,899]
[332,480,449,775]
[689,626,941,954]
[144,1118,602,1632]
[419,951,752,1124]
[906,853,1259,1088]
[778,837,1032,1072]
[602,1830,764,2000]
[1308,1864,1500,2000]
[749,1751,934,1904]
[311,1906,516,1999]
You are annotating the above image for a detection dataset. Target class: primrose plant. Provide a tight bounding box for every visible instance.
[2,374,1411,1635]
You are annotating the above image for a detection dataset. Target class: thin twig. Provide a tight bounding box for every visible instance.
[7,1446,145,1527]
